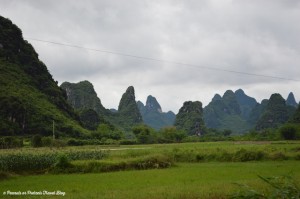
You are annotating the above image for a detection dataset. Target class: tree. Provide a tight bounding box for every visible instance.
[160,127,186,142]
[32,135,43,147]
[132,125,156,144]
[280,124,297,140]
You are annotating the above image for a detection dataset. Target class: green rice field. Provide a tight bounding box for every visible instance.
[1,141,300,198]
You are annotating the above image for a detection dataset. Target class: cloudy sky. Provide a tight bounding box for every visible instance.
[1,0,300,113]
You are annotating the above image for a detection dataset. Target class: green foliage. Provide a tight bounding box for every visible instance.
[53,154,72,169]
[31,135,42,147]
[0,136,23,149]
[92,123,123,140]
[175,101,206,135]
[0,16,87,137]
[132,125,157,144]
[55,154,172,174]
[280,124,298,140]
[230,175,300,199]
[291,104,300,123]
[60,81,108,116]
[203,90,251,133]
[41,137,53,147]
[79,109,100,130]
[256,94,290,130]
[159,126,186,143]
[239,129,281,141]
[0,149,108,173]
[233,148,265,162]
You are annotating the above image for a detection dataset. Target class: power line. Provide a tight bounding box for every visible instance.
[25,37,300,82]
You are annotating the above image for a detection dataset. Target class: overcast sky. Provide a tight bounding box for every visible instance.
[1,0,300,113]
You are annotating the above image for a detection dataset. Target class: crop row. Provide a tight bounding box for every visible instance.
[0,149,109,173]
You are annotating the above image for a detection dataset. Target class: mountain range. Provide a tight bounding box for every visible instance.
[0,15,299,138]
[203,89,298,133]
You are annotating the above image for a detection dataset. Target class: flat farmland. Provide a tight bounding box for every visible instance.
[1,141,300,198]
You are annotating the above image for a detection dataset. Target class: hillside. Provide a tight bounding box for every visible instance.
[203,89,250,133]
[0,16,87,136]
[60,81,108,115]
[61,82,142,132]
[255,93,294,130]
[175,101,205,135]
[203,89,297,133]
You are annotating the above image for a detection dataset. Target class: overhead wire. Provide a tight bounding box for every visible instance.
[25,37,300,82]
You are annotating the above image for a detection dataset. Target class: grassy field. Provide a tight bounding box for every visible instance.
[1,141,300,198]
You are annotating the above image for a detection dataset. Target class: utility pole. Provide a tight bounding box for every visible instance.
[52,120,55,140]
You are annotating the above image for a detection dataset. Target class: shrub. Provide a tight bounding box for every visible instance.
[67,139,84,146]
[42,137,53,147]
[119,139,137,145]
[233,149,265,162]
[280,124,298,140]
[269,152,287,161]
[31,135,42,147]
[53,154,72,169]
[0,136,23,149]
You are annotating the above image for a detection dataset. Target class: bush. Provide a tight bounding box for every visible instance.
[280,124,298,140]
[53,154,72,169]
[119,139,137,145]
[0,136,23,149]
[233,149,265,162]
[42,137,53,147]
[31,135,42,147]
[67,139,84,146]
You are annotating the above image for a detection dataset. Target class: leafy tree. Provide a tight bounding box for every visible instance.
[160,126,186,142]
[280,124,298,140]
[132,125,156,144]
[32,135,43,147]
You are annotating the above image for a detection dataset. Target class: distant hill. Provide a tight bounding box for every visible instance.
[203,89,250,133]
[255,94,291,130]
[175,101,205,135]
[61,81,108,115]
[290,104,300,123]
[137,95,175,130]
[286,92,298,107]
[234,89,257,119]
[204,89,297,133]
[0,16,87,136]
[61,82,142,132]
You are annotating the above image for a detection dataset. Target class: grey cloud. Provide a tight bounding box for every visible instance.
[0,0,299,112]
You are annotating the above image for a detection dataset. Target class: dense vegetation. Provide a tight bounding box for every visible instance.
[60,81,108,116]
[0,16,87,137]
[175,101,206,136]
[204,89,297,133]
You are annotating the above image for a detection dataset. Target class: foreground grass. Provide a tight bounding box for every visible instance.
[1,161,300,199]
